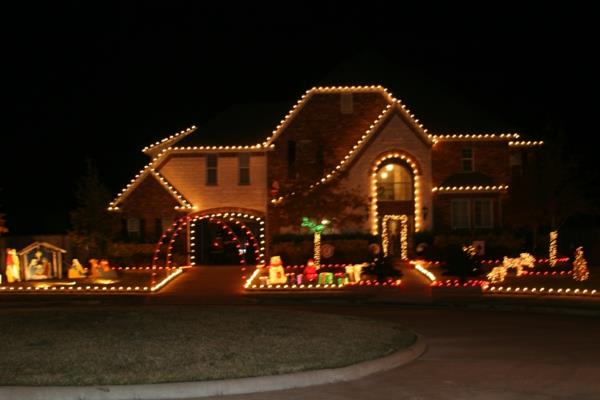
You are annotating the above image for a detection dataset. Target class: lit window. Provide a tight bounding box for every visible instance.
[451,199,470,229]
[377,163,413,201]
[206,154,217,185]
[239,154,250,185]
[474,199,493,228]
[461,147,473,172]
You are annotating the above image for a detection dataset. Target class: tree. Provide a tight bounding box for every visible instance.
[69,158,120,259]
[273,180,368,232]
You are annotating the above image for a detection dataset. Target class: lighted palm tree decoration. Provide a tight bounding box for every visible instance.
[301,217,329,269]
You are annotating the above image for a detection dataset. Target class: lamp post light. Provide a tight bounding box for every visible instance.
[301,217,329,269]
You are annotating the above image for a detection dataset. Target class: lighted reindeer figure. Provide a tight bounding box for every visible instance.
[487,253,535,283]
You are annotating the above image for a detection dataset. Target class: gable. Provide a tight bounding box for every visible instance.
[117,174,182,214]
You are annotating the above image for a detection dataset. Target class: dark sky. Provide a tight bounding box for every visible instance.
[2,3,597,234]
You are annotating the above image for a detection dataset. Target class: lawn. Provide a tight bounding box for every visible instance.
[0,306,415,386]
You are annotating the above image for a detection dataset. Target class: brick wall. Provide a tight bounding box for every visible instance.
[432,141,511,186]
[118,174,185,238]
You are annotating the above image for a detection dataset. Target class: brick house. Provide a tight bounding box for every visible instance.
[108,86,542,265]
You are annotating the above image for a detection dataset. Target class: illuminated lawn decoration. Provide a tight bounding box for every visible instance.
[487,253,535,283]
[484,285,598,297]
[382,215,408,259]
[572,247,590,282]
[243,263,401,290]
[154,211,265,267]
[413,262,436,282]
[301,217,329,269]
[549,230,558,267]
[0,266,183,294]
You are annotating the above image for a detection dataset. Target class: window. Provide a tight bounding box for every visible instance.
[206,154,217,185]
[238,154,250,185]
[377,163,413,201]
[451,199,470,229]
[461,147,473,172]
[287,140,296,179]
[127,218,140,238]
[340,93,353,114]
[474,199,493,228]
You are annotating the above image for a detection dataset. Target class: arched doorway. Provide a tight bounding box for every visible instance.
[152,211,265,267]
[370,151,422,258]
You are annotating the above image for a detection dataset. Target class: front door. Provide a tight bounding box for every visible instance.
[382,215,409,259]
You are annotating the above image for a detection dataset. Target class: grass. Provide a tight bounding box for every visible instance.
[0,306,415,386]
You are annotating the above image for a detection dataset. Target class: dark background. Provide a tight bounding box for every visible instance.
[2,3,597,234]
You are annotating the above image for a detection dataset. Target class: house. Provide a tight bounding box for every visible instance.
[108,86,543,265]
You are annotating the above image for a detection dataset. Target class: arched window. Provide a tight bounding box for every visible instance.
[377,163,413,201]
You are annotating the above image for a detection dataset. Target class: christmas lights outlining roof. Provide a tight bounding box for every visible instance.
[271,98,432,205]
[142,126,197,156]
[110,85,543,211]
[432,185,509,193]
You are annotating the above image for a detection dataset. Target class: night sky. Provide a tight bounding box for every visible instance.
[2,3,597,234]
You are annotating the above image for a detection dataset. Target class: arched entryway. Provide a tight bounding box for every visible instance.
[371,151,422,258]
[152,210,265,267]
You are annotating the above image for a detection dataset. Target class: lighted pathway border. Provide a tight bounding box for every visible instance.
[0,334,426,400]
[0,267,183,294]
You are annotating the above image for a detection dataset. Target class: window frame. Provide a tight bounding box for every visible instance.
[451,199,471,230]
[461,147,474,172]
[206,154,218,186]
[238,153,250,185]
[473,198,494,229]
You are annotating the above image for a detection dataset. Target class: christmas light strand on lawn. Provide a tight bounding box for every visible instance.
[572,247,590,282]
[484,286,598,297]
[0,268,183,294]
[382,215,408,259]
[414,263,436,282]
[432,185,509,193]
[549,230,558,267]
[371,152,421,234]
[142,126,197,154]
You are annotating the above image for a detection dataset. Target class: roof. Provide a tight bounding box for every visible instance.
[18,241,67,255]
[176,102,294,147]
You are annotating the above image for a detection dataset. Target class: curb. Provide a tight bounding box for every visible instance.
[0,334,426,400]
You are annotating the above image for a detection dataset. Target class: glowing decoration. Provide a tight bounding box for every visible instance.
[268,256,287,285]
[68,259,86,279]
[301,217,329,269]
[572,247,589,282]
[304,259,318,282]
[414,263,436,282]
[371,152,422,235]
[318,272,334,285]
[382,215,408,259]
[549,230,558,267]
[142,126,197,154]
[431,133,520,141]
[5,248,21,283]
[485,285,598,297]
[486,253,535,283]
[154,211,265,268]
[432,185,508,193]
[508,140,544,147]
[345,264,364,283]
